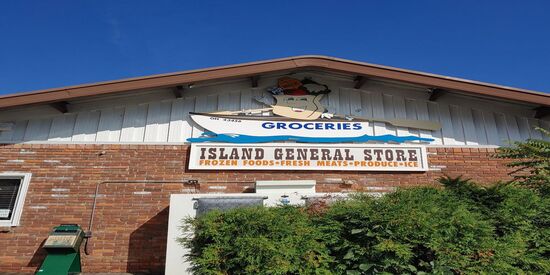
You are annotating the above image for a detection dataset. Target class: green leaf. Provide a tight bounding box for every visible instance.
[359,263,374,271]
[346,270,360,275]
[343,249,355,259]
[351,229,364,234]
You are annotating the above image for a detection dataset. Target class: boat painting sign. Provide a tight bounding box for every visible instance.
[188,143,429,171]
[187,77,441,144]
[187,113,434,143]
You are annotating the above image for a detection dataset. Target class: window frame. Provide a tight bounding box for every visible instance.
[0,172,32,227]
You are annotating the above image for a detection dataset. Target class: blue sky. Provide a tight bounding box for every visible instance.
[1,1,549,95]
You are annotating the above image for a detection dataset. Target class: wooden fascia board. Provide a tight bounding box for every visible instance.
[0,60,299,108]
[0,56,548,109]
[296,57,550,106]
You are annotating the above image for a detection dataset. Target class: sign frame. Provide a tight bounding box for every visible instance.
[188,143,429,172]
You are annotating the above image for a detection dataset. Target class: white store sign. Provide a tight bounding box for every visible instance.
[188,143,428,171]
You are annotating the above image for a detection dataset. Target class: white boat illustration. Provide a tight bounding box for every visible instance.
[189,76,441,141]
[191,112,374,138]
[188,112,438,143]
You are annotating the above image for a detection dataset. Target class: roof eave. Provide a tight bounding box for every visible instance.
[0,55,548,109]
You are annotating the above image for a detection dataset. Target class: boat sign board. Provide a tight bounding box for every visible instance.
[189,143,429,171]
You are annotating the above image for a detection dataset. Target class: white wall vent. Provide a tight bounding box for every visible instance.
[255,180,316,194]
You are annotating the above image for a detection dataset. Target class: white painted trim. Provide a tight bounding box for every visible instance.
[0,172,32,227]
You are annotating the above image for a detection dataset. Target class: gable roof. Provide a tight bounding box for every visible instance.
[1,55,549,109]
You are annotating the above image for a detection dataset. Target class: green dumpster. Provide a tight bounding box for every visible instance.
[37,224,84,275]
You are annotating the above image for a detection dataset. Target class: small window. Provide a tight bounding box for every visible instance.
[193,197,265,217]
[0,173,31,227]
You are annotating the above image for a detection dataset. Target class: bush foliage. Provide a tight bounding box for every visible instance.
[181,179,550,274]
[181,206,333,274]
[495,127,550,195]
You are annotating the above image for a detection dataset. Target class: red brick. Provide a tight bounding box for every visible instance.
[0,143,515,273]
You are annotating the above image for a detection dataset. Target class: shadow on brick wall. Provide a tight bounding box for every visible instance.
[26,239,47,273]
[127,207,169,275]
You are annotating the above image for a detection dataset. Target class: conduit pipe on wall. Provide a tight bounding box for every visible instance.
[85,180,198,255]
[85,179,256,255]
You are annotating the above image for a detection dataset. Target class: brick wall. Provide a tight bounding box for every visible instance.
[0,144,514,273]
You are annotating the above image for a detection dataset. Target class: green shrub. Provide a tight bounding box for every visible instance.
[180,206,333,274]
[495,127,550,195]
[440,176,550,273]
[181,180,550,274]
[316,188,497,274]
